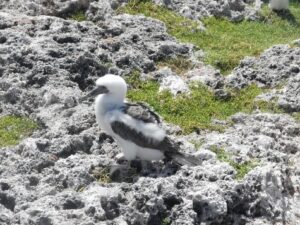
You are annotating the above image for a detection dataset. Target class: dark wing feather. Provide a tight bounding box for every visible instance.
[112,104,202,166]
[110,120,178,154]
[121,102,161,124]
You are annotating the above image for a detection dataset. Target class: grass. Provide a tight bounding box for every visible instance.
[92,167,112,183]
[157,56,194,75]
[190,140,205,150]
[210,145,258,180]
[69,10,87,22]
[119,1,300,74]
[126,71,277,133]
[254,99,284,113]
[292,112,300,122]
[162,217,171,225]
[0,115,38,147]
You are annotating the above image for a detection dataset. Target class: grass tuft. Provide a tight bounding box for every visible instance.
[92,167,112,183]
[157,56,194,75]
[253,99,284,113]
[162,217,171,225]
[0,115,38,147]
[69,10,87,22]
[120,1,300,74]
[292,112,300,122]
[210,145,258,180]
[126,72,268,133]
[190,140,205,150]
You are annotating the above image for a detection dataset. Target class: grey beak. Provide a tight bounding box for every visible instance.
[80,85,108,102]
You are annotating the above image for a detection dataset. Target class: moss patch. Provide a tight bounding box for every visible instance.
[126,72,271,133]
[120,1,300,74]
[210,145,258,180]
[190,140,205,150]
[157,56,194,75]
[162,217,171,225]
[253,99,284,113]
[292,112,300,122]
[0,115,38,147]
[69,10,87,22]
[92,167,112,183]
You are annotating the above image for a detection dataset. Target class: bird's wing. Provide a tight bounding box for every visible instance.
[121,102,161,124]
[109,107,202,166]
[109,110,176,153]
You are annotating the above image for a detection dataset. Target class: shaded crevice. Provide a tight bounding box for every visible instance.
[62,198,84,210]
[0,192,16,211]
[53,36,80,44]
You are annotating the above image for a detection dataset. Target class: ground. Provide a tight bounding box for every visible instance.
[0,0,299,225]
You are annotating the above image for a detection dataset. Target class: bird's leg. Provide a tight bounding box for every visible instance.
[98,132,114,143]
[129,159,143,173]
[115,152,126,162]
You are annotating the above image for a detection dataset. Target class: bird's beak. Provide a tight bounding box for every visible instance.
[80,85,108,102]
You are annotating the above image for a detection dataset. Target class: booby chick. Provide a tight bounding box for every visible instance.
[269,0,289,10]
[83,74,200,166]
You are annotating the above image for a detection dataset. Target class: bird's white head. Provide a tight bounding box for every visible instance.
[95,74,127,100]
[82,74,127,101]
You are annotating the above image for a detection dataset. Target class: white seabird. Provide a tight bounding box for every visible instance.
[83,74,200,166]
[269,0,289,10]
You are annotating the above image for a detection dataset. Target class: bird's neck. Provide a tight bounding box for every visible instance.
[95,94,124,115]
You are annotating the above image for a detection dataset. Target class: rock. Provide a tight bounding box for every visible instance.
[152,0,260,21]
[0,1,300,225]
[214,89,232,100]
[226,45,300,112]
[278,73,300,112]
[186,65,224,89]
[226,45,300,89]
[192,185,227,222]
[155,67,190,95]
[292,39,300,47]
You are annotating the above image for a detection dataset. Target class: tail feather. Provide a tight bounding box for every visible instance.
[170,152,202,166]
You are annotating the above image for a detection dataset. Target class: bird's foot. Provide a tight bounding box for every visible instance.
[115,153,127,164]
[98,132,114,143]
[109,164,138,183]
[129,159,143,173]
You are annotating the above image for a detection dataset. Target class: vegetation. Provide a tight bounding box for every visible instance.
[0,115,38,147]
[162,217,171,225]
[190,140,205,150]
[120,1,300,74]
[157,56,194,76]
[69,10,87,22]
[254,99,283,113]
[92,167,112,183]
[292,112,300,122]
[210,145,258,180]
[126,71,280,133]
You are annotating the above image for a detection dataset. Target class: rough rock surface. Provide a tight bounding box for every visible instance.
[152,0,260,21]
[0,1,300,225]
[0,0,261,22]
[155,67,190,95]
[226,45,300,113]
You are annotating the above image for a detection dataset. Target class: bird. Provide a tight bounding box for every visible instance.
[82,74,201,166]
[269,0,289,11]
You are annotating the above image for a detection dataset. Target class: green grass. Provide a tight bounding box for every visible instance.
[162,217,171,225]
[119,1,300,74]
[292,112,300,122]
[91,167,112,183]
[126,72,273,133]
[0,115,38,147]
[69,10,87,22]
[210,145,258,180]
[157,56,194,75]
[190,140,205,150]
